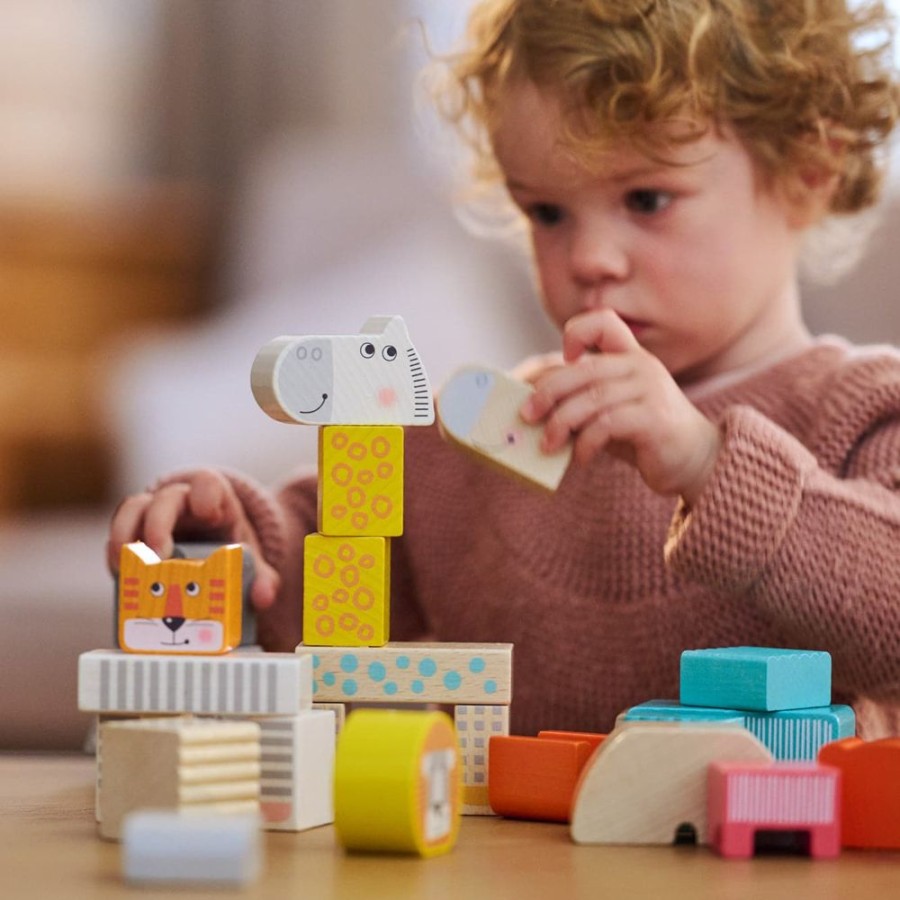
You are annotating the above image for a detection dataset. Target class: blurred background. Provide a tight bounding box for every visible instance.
[1,0,898,750]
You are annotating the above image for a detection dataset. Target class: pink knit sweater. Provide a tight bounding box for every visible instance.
[225,338,900,738]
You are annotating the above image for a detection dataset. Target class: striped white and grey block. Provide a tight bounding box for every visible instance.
[455,704,510,815]
[253,710,335,831]
[79,650,313,716]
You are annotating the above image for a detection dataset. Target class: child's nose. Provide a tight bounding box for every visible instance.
[568,220,629,286]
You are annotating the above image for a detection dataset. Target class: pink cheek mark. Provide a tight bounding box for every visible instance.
[196,628,215,646]
[377,387,398,408]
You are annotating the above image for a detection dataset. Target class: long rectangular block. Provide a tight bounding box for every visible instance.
[303,534,390,646]
[680,647,831,711]
[255,710,336,832]
[79,650,313,716]
[318,425,403,536]
[623,700,854,760]
[99,718,261,840]
[300,642,513,704]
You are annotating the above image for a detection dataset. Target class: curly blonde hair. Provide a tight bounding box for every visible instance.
[436,0,899,215]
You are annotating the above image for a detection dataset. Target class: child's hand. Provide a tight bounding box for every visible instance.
[520,309,722,504]
[106,470,281,610]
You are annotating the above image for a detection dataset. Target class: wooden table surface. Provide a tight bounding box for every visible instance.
[1,753,898,899]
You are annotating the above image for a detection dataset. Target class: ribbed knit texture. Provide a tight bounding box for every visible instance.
[230,338,900,738]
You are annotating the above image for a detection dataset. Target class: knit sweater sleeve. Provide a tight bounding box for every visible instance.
[665,355,900,703]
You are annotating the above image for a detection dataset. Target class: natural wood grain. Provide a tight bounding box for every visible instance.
[2,755,900,899]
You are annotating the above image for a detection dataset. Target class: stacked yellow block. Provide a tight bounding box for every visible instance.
[304,425,403,647]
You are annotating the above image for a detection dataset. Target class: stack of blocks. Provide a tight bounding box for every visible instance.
[79,539,336,862]
[250,316,516,838]
[623,647,855,761]
[568,647,850,858]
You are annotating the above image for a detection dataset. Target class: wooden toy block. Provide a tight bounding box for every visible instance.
[570,722,773,846]
[78,649,314,716]
[113,541,258,650]
[334,709,460,857]
[454,704,510,815]
[303,534,390,646]
[254,710,335,832]
[318,425,403,536]
[122,810,262,886]
[489,733,604,823]
[313,702,347,738]
[98,717,261,840]
[437,365,571,491]
[302,641,513,704]
[118,542,244,655]
[537,730,607,752]
[251,315,434,426]
[622,700,745,726]
[680,647,832,711]
[707,761,841,859]
[623,699,855,760]
[818,736,900,849]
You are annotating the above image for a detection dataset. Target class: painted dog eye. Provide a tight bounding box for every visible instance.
[382,345,397,361]
[360,343,376,359]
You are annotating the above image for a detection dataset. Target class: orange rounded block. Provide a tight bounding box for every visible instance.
[488,733,606,822]
[818,736,900,849]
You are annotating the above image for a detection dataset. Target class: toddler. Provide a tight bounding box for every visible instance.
[109,0,900,738]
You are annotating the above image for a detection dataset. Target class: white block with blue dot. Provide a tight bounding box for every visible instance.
[622,699,854,760]
[680,647,831,711]
[297,642,512,704]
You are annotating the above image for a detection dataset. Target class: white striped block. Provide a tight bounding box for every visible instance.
[78,650,313,716]
[254,710,335,832]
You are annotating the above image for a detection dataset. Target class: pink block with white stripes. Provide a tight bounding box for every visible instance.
[708,761,841,859]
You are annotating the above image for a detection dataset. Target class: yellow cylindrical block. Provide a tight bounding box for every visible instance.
[333,709,460,857]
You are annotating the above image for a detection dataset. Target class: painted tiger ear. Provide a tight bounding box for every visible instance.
[205,544,244,567]
[120,541,162,568]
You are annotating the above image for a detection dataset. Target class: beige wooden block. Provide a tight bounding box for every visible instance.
[301,642,513,704]
[98,717,261,840]
[570,722,773,846]
[438,366,571,491]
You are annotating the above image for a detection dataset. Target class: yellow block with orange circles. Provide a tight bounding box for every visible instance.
[334,709,461,857]
[318,425,403,536]
[303,534,390,647]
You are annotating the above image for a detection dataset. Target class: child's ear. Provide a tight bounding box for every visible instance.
[780,165,841,229]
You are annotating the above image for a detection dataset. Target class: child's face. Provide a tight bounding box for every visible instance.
[492,81,809,383]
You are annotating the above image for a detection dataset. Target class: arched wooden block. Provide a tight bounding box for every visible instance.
[437,365,571,491]
[570,722,773,846]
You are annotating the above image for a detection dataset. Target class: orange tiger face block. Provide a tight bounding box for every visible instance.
[118,542,244,655]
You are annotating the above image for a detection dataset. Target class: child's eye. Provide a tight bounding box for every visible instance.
[625,189,672,215]
[527,203,565,226]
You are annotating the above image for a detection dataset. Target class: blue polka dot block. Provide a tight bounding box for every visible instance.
[680,647,832,712]
[297,642,513,704]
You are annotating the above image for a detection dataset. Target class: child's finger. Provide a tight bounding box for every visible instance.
[562,308,640,361]
[249,557,282,611]
[140,483,194,560]
[185,470,239,529]
[541,376,643,452]
[521,352,635,423]
[107,492,155,572]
